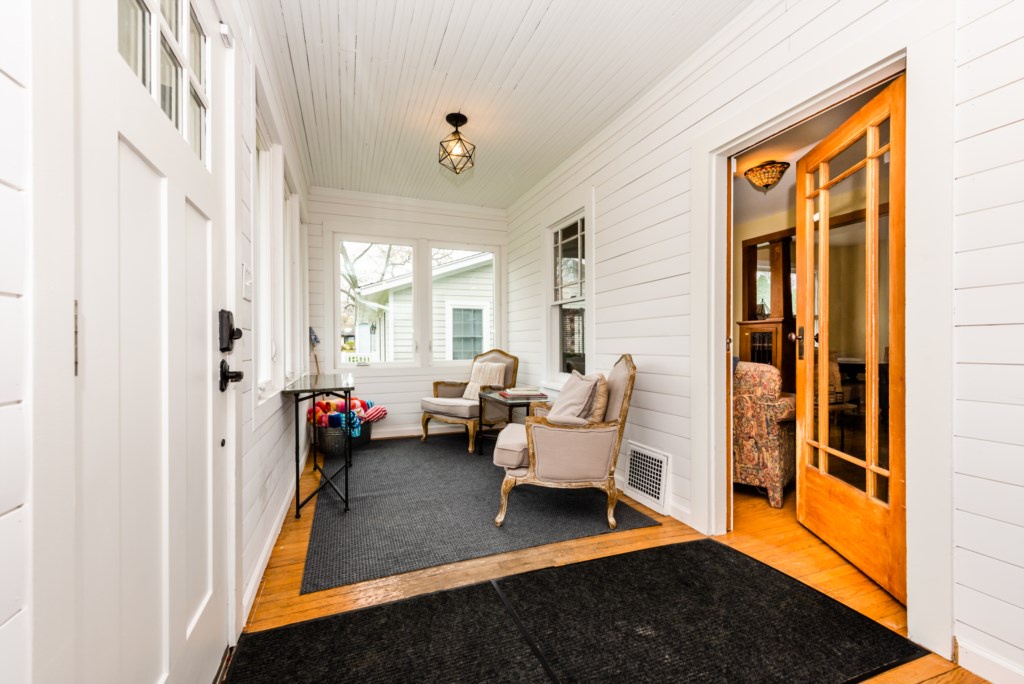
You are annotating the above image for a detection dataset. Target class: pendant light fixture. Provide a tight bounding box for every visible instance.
[439,112,475,174]
[743,160,790,192]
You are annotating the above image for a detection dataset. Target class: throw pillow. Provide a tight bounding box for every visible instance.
[588,374,609,423]
[549,371,598,419]
[462,361,507,401]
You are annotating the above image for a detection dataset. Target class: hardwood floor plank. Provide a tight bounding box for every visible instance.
[243,455,976,682]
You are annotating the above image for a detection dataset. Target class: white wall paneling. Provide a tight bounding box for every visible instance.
[953,0,1024,679]
[0,0,30,679]
[506,0,963,661]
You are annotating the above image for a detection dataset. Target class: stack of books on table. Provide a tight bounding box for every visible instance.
[499,387,548,400]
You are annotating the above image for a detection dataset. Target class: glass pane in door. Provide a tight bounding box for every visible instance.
[824,164,867,491]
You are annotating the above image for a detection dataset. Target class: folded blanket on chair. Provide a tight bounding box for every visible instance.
[463,361,506,401]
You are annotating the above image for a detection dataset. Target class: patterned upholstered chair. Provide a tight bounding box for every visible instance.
[493,354,636,529]
[420,349,519,453]
[733,361,796,508]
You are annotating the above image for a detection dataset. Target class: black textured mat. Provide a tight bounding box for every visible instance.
[229,540,927,683]
[226,583,549,684]
[301,433,658,593]
[496,539,928,683]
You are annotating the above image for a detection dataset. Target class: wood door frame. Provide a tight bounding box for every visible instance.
[701,46,955,657]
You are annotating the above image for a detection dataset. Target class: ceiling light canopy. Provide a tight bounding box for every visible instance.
[744,160,790,192]
[439,112,475,175]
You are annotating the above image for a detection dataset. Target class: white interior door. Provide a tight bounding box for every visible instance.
[76,2,230,681]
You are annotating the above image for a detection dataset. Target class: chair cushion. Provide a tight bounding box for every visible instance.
[463,361,507,401]
[550,371,597,418]
[493,423,528,468]
[421,397,479,419]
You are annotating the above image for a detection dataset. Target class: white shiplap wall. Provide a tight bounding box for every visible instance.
[225,0,313,632]
[306,187,507,437]
[952,0,1024,680]
[0,0,30,680]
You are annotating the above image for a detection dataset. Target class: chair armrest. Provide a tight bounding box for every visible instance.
[433,380,468,398]
[529,401,553,417]
[771,394,796,422]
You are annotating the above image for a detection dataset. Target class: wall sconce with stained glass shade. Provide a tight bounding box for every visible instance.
[439,112,475,174]
[744,160,790,192]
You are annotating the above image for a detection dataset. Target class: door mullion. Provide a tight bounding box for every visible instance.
[865,125,880,500]
[817,164,831,472]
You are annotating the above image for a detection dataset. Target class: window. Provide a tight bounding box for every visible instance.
[432,248,494,361]
[450,308,484,360]
[117,0,208,164]
[118,0,149,86]
[337,240,415,364]
[159,38,181,128]
[552,216,586,374]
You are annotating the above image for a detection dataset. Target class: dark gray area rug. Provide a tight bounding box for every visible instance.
[301,433,659,594]
[229,540,927,683]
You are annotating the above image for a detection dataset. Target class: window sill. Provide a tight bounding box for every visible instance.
[541,376,568,393]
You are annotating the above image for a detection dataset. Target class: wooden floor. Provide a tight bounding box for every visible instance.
[245,448,981,683]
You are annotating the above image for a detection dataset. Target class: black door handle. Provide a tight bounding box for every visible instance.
[219,359,243,392]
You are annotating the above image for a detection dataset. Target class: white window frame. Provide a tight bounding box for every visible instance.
[547,212,588,385]
[328,236,501,370]
[254,118,286,401]
[445,302,491,361]
[330,233,418,369]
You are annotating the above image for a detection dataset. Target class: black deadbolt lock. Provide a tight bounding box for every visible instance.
[219,359,243,392]
[219,309,243,353]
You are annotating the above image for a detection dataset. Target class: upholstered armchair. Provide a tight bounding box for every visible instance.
[733,361,796,508]
[420,349,519,453]
[493,354,636,529]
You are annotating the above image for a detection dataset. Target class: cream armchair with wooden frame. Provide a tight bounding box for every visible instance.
[493,354,636,529]
[420,349,519,453]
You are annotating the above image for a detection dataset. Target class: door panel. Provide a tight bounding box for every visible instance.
[795,76,906,602]
[77,2,229,681]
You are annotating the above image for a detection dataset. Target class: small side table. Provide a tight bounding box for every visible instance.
[477,391,546,454]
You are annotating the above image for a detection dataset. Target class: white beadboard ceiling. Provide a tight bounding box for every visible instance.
[252,0,754,209]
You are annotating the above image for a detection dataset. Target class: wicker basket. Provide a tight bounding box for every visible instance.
[314,421,372,457]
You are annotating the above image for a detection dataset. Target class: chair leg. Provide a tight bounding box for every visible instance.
[606,483,618,529]
[420,413,431,441]
[466,420,477,453]
[767,483,784,509]
[495,475,516,527]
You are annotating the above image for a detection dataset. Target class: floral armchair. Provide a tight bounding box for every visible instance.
[733,361,796,508]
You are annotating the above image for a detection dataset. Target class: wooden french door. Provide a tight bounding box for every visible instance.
[794,76,906,602]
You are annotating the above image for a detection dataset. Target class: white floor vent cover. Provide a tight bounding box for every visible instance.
[624,441,669,514]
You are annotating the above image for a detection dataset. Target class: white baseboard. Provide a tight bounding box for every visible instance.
[241,444,308,625]
[958,640,1024,683]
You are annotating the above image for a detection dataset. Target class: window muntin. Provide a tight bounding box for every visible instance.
[338,241,415,364]
[432,248,494,361]
[118,0,149,86]
[552,216,586,375]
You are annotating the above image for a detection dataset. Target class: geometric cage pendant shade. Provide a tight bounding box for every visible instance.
[743,160,790,192]
[439,112,475,174]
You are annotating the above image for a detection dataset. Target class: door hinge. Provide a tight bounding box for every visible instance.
[74,299,79,376]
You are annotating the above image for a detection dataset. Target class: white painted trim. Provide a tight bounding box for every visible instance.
[688,17,955,661]
[958,640,1024,684]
